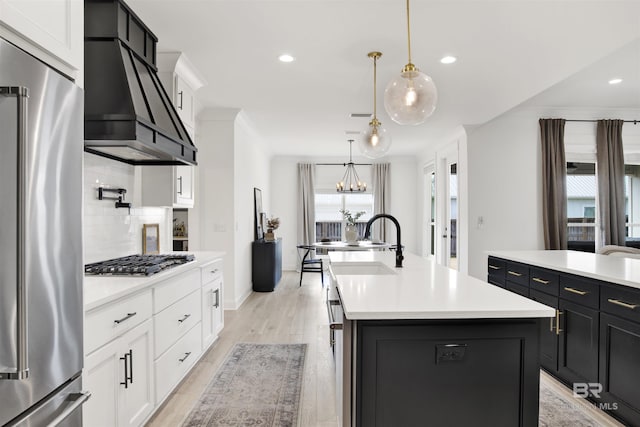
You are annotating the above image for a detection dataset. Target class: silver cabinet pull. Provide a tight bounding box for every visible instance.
[178,90,183,110]
[0,86,29,381]
[532,277,550,285]
[211,268,219,274]
[608,298,638,310]
[508,271,522,277]
[177,176,183,195]
[556,310,563,335]
[178,314,191,323]
[488,265,501,270]
[213,288,220,308]
[114,312,137,324]
[178,352,191,362]
[45,391,92,427]
[564,287,588,296]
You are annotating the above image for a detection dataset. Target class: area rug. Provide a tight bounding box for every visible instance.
[182,343,307,427]
[539,378,609,426]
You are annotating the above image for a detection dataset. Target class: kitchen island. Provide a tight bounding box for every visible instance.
[329,251,554,427]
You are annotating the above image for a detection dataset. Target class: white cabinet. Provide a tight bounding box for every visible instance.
[152,269,203,404]
[0,0,82,80]
[140,165,195,208]
[201,259,224,349]
[140,52,206,208]
[84,318,155,427]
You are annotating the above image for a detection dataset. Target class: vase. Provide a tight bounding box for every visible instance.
[345,224,358,243]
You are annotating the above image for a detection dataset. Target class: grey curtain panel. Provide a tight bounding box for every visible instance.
[297,163,316,245]
[540,118,568,250]
[596,119,626,246]
[372,163,390,242]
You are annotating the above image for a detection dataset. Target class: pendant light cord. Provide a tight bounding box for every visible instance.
[373,54,377,119]
[406,0,412,64]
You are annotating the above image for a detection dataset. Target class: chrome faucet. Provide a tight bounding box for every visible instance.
[364,214,403,268]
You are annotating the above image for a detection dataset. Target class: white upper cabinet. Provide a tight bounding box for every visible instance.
[140,52,206,208]
[0,0,83,82]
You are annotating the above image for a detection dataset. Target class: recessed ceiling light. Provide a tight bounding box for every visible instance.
[278,54,294,63]
[440,56,457,64]
[609,78,623,85]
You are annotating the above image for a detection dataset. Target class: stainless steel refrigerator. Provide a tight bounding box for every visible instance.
[0,38,88,426]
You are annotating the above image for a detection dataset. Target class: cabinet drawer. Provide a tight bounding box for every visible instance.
[154,322,202,404]
[153,269,200,313]
[487,257,506,279]
[529,267,559,296]
[201,259,223,285]
[505,280,529,298]
[154,289,202,356]
[85,289,152,354]
[559,275,600,309]
[601,284,640,323]
[505,262,529,286]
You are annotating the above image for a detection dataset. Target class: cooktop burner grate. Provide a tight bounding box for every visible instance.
[85,254,195,276]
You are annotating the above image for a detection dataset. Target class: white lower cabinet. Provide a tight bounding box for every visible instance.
[84,256,225,427]
[201,259,224,349]
[84,318,155,427]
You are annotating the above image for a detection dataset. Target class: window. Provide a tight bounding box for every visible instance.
[566,162,596,245]
[315,192,374,241]
[624,164,640,241]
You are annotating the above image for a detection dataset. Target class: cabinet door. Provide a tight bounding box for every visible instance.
[202,279,222,350]
[121,319,155,427]
[84,340,122,427]
[599,313,640,425]
[558,299,599,385]
[529,289,559,373]
[0,0,82,72]
[175,75,194,128]
[174,165,194,207]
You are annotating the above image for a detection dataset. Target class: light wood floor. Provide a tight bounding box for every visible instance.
[146,270,624,427]
[146,270,338,427]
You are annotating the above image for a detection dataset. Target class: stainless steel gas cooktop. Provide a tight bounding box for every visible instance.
[84,254,195,276]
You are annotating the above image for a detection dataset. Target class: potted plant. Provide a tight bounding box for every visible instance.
[340,209,365,243]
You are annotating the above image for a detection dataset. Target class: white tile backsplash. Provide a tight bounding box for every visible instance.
[84,153,172,263]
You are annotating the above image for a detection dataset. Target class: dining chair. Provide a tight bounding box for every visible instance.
[297,244,324,287]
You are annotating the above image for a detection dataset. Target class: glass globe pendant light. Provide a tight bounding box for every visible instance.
[383,0,437,126]
[359,51,391,159]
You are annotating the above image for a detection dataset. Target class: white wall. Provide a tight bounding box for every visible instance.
[270,155,419,271]
[83,153,172,263]
[192,108,270,310]
[465,107,640,280]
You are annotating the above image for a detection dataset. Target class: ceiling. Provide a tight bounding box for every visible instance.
[127,0,640,157]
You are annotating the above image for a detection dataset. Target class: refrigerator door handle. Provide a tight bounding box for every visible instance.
[45,391,91,427]
[0,86,30,381]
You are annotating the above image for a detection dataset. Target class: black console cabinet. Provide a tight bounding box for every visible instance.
[252,238,282,292]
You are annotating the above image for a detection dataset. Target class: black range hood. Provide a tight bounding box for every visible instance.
[84,0,196,165]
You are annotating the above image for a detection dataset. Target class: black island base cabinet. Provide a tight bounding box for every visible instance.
[252,238,282,292]
[341,317,542,427]
[488,256,640,427]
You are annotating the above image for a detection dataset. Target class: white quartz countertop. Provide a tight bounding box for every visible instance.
[84,251,225,311]
[488,250,640,290]
[329,252,555,320]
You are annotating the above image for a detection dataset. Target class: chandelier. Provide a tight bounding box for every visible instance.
[359,51,391,158]
[337,140,366,192]
[383,0,438,125]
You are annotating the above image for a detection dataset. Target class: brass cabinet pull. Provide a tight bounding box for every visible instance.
[556,310,563,335]
[488,265,501,270]
[607,298,639,310]
[508,271,522,277]
[532,277,550,285]
[564,287,588,296]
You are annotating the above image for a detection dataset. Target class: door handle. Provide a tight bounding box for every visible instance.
[120,352,129,388]
[46,391,92,427]
[0,86,30,381]
[114,312,137,324]
[556,310,563,335]
[178,90,183,110]
[564,287,588,296]
[213,289,220,308]
[178,352,192,362]
[177,176,183,195]
[178,314,191,323]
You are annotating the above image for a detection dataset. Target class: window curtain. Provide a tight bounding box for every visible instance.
[596,119,626,246]
[372,163,390,242]
[297,163,316,245]
[540,118,568,250]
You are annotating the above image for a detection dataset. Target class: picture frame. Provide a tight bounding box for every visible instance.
[143,223,160,254]
[254,188,264,241]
